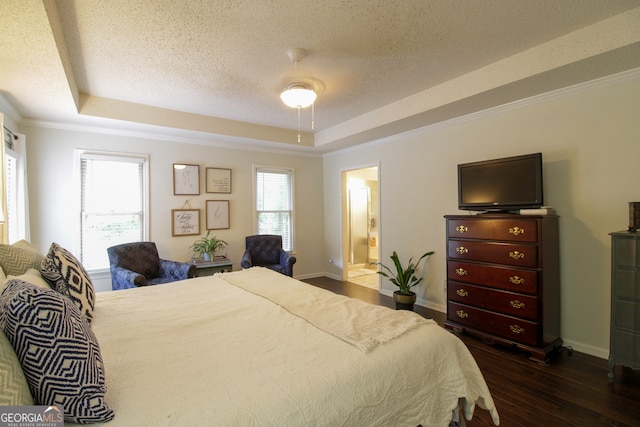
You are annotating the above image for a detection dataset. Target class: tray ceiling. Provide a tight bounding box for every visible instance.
[1,1,639,152]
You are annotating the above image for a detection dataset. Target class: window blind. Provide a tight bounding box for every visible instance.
[255,167,294,251]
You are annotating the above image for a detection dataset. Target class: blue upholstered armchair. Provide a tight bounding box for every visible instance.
[240,235,296,277]
[107,242,196,290]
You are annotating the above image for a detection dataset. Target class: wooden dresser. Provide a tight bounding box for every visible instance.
[444,214,562,364]
[608,231,640,381]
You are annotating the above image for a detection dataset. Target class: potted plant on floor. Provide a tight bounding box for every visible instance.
[190,230,228,262]
[373,250,434,310]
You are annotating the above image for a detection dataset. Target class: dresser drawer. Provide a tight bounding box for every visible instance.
[448,281,537,320]
[613,236,640,268]
[612,267,640,299]
[447,260,538,294]
[614,299,640,332]
[612,329,640,363]
[447,240,538,268]
[448,218,538,243]
[448,301,538,346]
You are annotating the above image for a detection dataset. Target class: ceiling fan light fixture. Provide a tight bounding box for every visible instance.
[280,84,317,108]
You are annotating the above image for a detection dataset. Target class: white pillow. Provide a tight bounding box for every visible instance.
[7,268,51,290]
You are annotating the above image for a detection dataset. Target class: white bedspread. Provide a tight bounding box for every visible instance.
[79,268,499,426]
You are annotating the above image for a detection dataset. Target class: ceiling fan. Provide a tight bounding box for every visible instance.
[277,48,325,142]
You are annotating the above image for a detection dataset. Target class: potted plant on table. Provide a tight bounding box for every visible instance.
[373,250,434,311]
[190,230,228,262]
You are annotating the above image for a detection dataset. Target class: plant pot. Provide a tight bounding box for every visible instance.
[393,291,416,311]
[202,252,212,262]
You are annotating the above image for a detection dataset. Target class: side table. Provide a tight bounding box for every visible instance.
[194,259,233,277]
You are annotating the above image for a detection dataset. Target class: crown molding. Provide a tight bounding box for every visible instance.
[20,117,322,158]
[0,94,24,123]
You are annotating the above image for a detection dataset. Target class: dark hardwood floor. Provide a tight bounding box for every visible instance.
[302,276,640,427]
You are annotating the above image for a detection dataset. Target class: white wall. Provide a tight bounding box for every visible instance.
[22,126,325,291]
[12,70,640,358]
[323,71,640,358]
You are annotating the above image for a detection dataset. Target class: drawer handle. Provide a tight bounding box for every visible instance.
[456,289,468,297]
[456,310,469,319]
[509,251,525,260]
[456,246,468,255]
[455,225,469,233]
[509,275,525,285]
[510,324,525,334]
[456,268,467,276]
[510,300,525,309]
[509,226,525,236]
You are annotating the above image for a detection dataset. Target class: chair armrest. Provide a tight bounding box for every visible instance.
[240,251,252,269]
[279,251,297,276]
[111,266,146,289]
[159,259,196,279]
[280,251,296,268]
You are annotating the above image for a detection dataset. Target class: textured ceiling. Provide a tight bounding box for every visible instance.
[1,1,640,152]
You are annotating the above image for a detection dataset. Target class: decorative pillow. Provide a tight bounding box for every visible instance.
[0,280,114,424]
[0,265,6,292]
[0,329,34,406]
[8,268,52,290]
[0,241,44,277]
[40,243,95,323]
[12,239,42,254]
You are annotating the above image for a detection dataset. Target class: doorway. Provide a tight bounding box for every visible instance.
[342,166,379,289]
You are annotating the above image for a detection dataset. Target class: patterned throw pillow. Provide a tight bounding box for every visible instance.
[0,241,44,277]
[0,280,114,424]
[40,243,95,323]
[0,329,34,406]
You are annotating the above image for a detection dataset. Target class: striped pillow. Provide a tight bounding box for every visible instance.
[0,280,114,424]
[40,243,95,323]
[0,241,44,277]
[0,329,34,406]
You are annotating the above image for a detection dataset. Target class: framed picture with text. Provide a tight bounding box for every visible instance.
[206,200,230,230]
[171,209,200,236]
[206,167,232,193]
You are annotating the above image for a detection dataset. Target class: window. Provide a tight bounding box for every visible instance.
[254,166,295,251]
[79,151,149,270]
[4,147,19,243]
[3,128,27,244]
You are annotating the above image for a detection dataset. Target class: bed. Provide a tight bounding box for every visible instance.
[2,259,499,426]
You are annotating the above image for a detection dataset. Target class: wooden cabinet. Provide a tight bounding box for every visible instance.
[444,214,562,364]
[608,231,640,381]
[194,259,233,277]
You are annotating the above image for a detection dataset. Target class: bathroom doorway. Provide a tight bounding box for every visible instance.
[342,166,379,289]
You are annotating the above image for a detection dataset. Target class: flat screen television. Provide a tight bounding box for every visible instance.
[457,153,543,212]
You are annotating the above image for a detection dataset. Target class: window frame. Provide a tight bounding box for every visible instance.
[3,130,28,244]
[4,145,22,243]
[76,149,149,272]
[252,165,295,252]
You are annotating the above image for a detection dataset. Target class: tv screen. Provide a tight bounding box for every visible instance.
[458,153,543,212]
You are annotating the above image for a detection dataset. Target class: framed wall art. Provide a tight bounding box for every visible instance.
[206,167,232,193]
[206,200,230,230]
[171,209,200,236]
[173,164,200,195]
